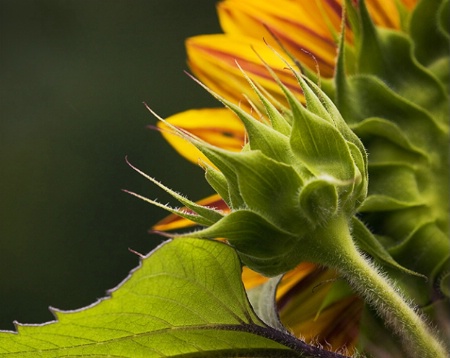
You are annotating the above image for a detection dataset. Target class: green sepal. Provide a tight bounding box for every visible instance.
[374,206,441,248]
[438,269,450,298]
[255,51,366,193]
[226,150,305,232]
[270,50,365,157]
[247,275,287,332]
[352,117,430,159]
[190,71,293,165]
[356,0,448,122]
[256,32,335,98]
[394,0,413,31]
[124,190,218,227]
[299,179,339,226]
[149,111,246,209]
[289,102,356,182]
[344,0,361,49]
[359,164,424,212]
[351,217,424,277]
[345,141,367,208]
[438,0,450,38]
[203,161,233,208]
[220,98,293,165]
[182,209,301,277]
[236,62,292,136]
[126,160,224,225]
[336,75,444,148]
[388,222,450,280]
[302,76,367,159]
[410,0,450,68]
[192,140,245,209]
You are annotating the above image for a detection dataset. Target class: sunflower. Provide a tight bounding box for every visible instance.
[152,0,449,355]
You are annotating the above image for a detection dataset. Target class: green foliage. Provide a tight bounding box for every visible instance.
[0,239,338,357]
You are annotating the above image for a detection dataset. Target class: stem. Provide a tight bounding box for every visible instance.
[321,216,448,358]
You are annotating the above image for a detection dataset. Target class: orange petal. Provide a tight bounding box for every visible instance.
[157,108,245,165]
[153,194,229,231]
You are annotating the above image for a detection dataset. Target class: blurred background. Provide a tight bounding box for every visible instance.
[0,0,221,330]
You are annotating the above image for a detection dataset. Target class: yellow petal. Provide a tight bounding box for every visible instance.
[186,34,303,110]
[158,108,245,165]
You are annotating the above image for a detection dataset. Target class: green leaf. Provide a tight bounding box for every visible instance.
[0,239,336,357]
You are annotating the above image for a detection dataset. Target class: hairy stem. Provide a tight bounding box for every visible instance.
[320,216,448,358]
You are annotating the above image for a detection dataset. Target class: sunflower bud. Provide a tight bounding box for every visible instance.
[170,63,368,276]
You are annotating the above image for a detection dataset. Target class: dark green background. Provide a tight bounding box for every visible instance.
[0,0,221,330]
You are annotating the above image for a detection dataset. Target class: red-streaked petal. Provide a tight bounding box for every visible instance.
[152,194,229,231]
[218,0,343,77]
[366,0,418,29]
[186,34,303,110]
